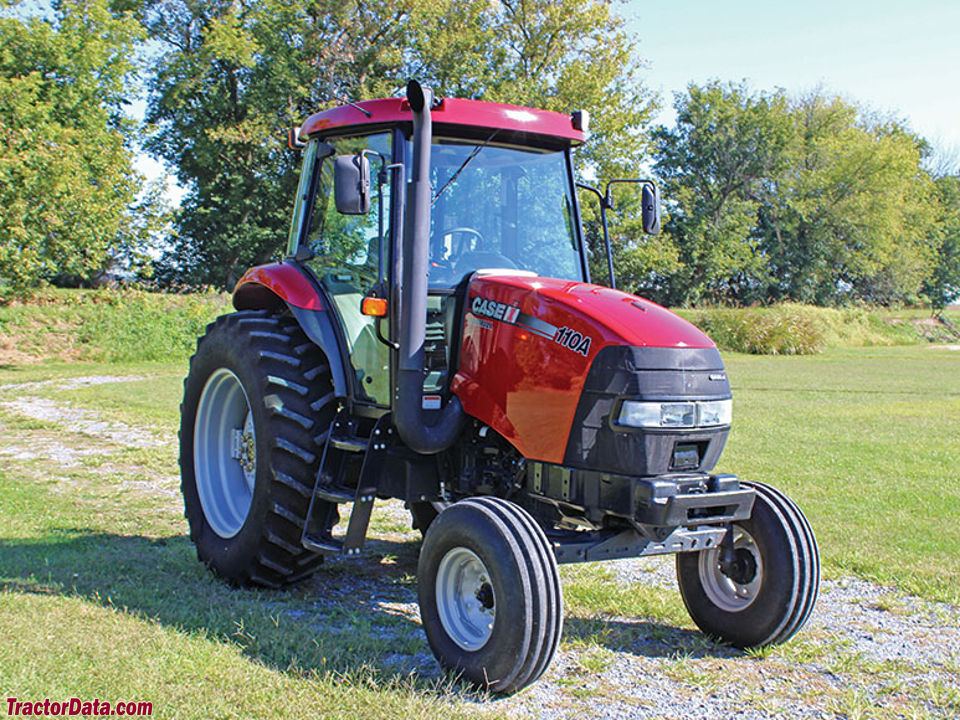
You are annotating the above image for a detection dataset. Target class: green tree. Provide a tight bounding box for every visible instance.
[651,82,938,307]
[923,174,960,313]
[757,93,936,305]
[145,0,656,287]
[0,0,154,297]
[650,81,794,305]
[145,0,422,286]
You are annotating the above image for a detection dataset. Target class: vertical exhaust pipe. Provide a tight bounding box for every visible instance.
[394,79,466,454]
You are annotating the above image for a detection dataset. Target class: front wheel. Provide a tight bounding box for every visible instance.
[417,497,562,694]
[676,480,819,647]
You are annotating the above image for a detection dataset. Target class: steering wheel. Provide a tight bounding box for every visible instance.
[441,226,486,254]
[439,226,520,277]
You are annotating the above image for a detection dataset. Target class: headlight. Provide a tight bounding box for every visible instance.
[617,399,732,429]
[697,399,733,426]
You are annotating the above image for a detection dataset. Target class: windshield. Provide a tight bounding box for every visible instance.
[414,138,583,286]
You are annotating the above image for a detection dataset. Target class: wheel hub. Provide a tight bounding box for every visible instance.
[475,582,494,610]
[435,547,496,651]
[721,547,758,585]
[698,526,764,612]
[230,413,257,483]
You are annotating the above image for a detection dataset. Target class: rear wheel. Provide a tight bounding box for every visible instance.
[417,497,562,694]
[180,310,338,587]
[676,481,819,647]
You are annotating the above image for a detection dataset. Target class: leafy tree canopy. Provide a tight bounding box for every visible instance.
[648,82,940,307]
[143,0,656,287]
[0,0,158,297]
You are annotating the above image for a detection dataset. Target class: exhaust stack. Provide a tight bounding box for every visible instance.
[394,79,466,454]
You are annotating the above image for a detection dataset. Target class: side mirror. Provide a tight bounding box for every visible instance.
[334,154,371,215]
[287,126,305,149]
[641,183,661,235]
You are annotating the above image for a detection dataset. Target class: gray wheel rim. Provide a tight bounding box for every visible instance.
[194,368,256,539]
[435,547,496,651]
[698,526,764,612]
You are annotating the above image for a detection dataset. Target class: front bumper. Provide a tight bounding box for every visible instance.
[526,462,754,529]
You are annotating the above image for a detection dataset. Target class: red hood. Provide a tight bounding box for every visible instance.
[472,273,715,350]
[452,272,716,462]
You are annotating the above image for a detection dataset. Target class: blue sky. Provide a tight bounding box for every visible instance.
[623,0,960,157]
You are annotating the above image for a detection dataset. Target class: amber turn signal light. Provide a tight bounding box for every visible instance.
[361,297,388,317]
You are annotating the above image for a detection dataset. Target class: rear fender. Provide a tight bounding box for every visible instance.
[234,262,348,398]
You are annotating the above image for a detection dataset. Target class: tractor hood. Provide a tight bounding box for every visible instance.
[460,272,715,352]
[451,272,723,464]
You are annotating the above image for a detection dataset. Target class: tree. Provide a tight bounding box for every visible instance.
[756,93,936,305]
[0,0,155,297]
[145,0,416,287]
[923,175,960,314]
[650,81,794,305]
[144,0,656,287]
[651,83,939,307]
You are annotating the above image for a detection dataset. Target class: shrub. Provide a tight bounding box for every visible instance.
[0,288,230,364]
[680,304,926,355]
[77,289,231,362]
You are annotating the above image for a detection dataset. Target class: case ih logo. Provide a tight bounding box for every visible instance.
[471,297,521,324]
[470,295,593,357]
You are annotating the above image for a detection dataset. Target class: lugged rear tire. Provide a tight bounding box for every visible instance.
[676,480,820,647]
[179,310,338,588]
[417,497,562,694]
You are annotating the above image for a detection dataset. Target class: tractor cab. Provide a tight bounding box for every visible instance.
[280,96,593,409]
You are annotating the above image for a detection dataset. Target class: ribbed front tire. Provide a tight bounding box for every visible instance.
[676,480,819,647]
[417,497,562,694]
[180,310,337,588]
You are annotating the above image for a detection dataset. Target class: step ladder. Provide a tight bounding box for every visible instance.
[300,410,391,557]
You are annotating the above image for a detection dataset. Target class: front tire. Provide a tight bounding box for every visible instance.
[676,481,819,647]
[180,310,337,588]
[417,497,562,694]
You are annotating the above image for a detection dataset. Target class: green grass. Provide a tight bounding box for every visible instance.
[0,416,491,718]
[0,288,230,364]
[1,303,958,715]
[719,344,960,603]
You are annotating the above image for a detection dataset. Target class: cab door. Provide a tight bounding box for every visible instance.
[297,132,394,405]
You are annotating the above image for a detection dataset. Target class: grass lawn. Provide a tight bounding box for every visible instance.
[720,344,960,604]
[0,362,492,720]
[0,344,957,717]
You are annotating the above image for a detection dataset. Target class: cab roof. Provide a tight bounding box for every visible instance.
[300,97,585,147]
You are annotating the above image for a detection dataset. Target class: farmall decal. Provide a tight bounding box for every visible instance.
[470,295,593,357]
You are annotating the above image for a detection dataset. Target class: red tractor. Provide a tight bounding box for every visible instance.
[180,80,819,694]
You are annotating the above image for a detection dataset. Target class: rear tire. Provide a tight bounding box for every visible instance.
[180,310,338,588]
[676,480,819,647]
[417,497,562,694]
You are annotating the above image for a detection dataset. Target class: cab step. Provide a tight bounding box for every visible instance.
[300,410,388,559]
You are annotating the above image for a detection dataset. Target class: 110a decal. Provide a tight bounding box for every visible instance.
[554,327,592,356]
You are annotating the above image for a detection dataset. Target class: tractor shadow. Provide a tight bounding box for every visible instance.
[0,529,450,688]
[563,616,738,660]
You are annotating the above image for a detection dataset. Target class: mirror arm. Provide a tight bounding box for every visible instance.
[577,182,616,290]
